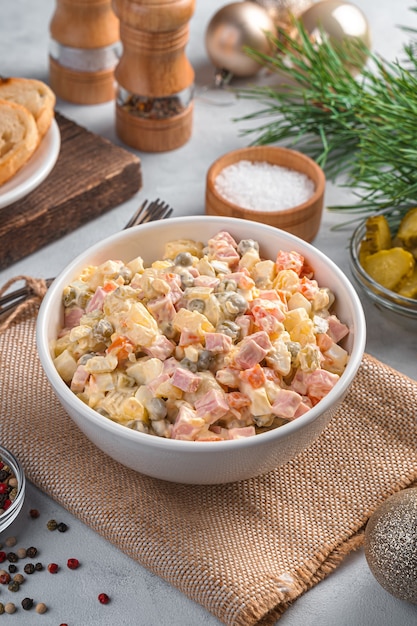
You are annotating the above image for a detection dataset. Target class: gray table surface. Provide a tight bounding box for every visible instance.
[1,1,417,624]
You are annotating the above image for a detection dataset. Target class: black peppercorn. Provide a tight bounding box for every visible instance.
[8,564,17,573]
[23,563,35,575]
[26,547,38,558]
[34,562,43,571]
[57,522,68,533]
[6,552,18,563]
[8,580,20,592]
[21,597,34,610]
[0,470,8,482]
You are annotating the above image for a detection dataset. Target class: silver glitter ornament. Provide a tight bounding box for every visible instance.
[364,487,417,605]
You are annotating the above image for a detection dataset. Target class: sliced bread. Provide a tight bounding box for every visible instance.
[0,77,56,138]
[0,99,40,186]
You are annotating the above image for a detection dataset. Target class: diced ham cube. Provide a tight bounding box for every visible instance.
[147,296,177,324]
[228,426,256,439]
[179,329,201,347]
[193,275,220,288]
[204,332,232,353]
[305,369,339,405]
[326,315,349,343]
[86,286,107,313]
[249,330,273,351]
[223,269,255,290]
[145,335,175,360]
[171,405,205,440]
[234,338,268,369]
[271,388,302,419]
[172,367,201,393]
[70,364,90,393]
[147,373,171,395]
[234,314,252,338]
[195,389,229,423]
[62,306,84,331]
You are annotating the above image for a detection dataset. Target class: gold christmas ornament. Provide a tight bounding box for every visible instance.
[205,2,276,78]
[249,0,313,30]
[298,0,371,52]
[364,487,417,605]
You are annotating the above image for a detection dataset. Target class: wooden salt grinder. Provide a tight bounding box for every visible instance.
[112,0,195,152]
[49,0,120,104]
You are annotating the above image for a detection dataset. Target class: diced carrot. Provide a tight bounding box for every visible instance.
[227,391,251,409]
[239,364,266,389]
[107,335,134,361]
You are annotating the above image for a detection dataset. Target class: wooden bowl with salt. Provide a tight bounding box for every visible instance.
[205,146,325,242]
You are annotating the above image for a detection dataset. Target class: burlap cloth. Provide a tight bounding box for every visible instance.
[1,302,417,626]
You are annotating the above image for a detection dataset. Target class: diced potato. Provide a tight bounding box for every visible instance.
[163,238,204,260]
[54,349,78,383]
[363,247,415,291]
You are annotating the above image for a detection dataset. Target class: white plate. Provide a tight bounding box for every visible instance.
[0,118,61,209]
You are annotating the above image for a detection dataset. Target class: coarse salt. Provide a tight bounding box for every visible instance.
[214,160,315,211]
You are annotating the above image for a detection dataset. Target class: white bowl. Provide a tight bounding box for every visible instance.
[36,216,366,484]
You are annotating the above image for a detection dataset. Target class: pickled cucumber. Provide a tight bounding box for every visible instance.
[362,247,415,291]
[396,206,417,250]
[397,266,417,299]
[359,214,392,265]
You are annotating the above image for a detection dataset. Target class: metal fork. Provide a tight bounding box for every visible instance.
[0,198,174,318]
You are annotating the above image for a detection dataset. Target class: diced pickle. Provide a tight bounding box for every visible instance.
[397,266,417,299]
[363,247,415,291]
[359,214,392,265]
[396,207,417,249]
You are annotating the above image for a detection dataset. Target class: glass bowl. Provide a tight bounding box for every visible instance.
[0,445,26,533]
[349,214,417,321]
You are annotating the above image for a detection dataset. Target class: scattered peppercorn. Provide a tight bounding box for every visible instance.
[7,552,18,563]
[16,548,27,559]
[5,536,16,547]
[4,602,16,614]
[57,522,68,533]
[67,558,80,570]
[35,562,43,571]
[29,508,40,519]
[26,546,38,558]
[98,593,110,605]
[24,563,35,575]
[35,602,47,614]
[8,564,17,573]
[21,597,33,611]
[13,573,24,584]
[0,572,10,584]
[47,563,59,574]
[0,551,7,563]
[46,519,57,531]
[0,603,4,614]
[8,580,20,592]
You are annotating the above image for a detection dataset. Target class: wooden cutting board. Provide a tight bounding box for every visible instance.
[0,111,142,270]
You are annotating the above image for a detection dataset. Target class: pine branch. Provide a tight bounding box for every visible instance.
[236,12,417,214]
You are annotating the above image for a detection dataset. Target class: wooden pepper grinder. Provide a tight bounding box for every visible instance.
[49,0,121,104]
[112,0,195,152]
